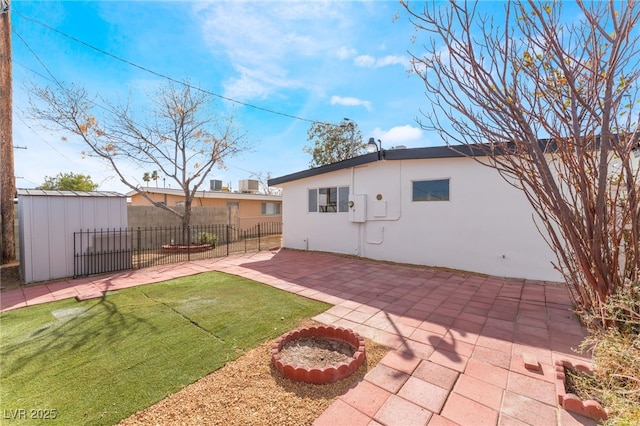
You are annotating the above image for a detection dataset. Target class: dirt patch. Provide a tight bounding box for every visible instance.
[119,321,389,426]
[279,337,355,369]
[0,263,21,292]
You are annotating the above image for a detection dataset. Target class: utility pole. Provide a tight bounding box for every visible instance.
[1,0,16,263]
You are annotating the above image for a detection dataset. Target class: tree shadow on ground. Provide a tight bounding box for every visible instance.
[0,292,159,376]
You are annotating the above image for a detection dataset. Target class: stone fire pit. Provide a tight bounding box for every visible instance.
[272,325,366,384]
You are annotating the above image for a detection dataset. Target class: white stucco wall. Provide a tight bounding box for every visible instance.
[18,191,128,283]
[280,156,562,281]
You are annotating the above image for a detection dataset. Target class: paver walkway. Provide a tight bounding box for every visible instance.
[1,249,596,426]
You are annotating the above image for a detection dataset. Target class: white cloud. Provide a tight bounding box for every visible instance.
[330,96,372,111]
[336,46,357,60]
[194,2,350,101]
[223,65,305,101]
[354,55,376,67]
[224,75,271,103]
[376,55,408,67]
[371,125,423,146]
[354,54,407,68]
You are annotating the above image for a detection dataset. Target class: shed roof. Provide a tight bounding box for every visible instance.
[17,189,126,198]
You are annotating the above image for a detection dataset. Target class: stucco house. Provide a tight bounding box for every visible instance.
[269,145,562,282]
[127,185,282,229]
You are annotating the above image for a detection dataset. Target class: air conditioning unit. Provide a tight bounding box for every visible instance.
[210,179,223,191]
[239,179,259,194]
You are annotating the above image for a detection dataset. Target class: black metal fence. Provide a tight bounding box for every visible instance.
[73,222,282,277]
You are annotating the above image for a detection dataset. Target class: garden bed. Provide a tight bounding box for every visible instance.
[555,359,609,421]
[161,243,214,253]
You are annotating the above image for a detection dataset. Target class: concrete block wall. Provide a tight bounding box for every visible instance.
[127,206,237,229]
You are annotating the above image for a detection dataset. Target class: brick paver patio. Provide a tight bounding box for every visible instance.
[1,249,596,425]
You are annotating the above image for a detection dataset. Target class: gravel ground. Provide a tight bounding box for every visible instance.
[119,322,388,426]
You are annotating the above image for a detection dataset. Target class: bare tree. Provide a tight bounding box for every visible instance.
[30,81,248,243]
[402,0,640,325]
[304,119,365,167]
[251,171,282,196]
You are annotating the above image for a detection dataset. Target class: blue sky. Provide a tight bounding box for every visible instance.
[11,1,471,193]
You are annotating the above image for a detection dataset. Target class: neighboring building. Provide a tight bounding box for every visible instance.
[127,183,282,229]
[269,146,562,282]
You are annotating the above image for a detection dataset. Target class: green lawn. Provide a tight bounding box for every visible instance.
[0,272,329,425]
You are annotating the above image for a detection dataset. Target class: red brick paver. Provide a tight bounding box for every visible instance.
[374,394,432,426]
[364,363,410,394]
[441,393,499,426]
[398,376,449,413]
[339,380,391,417]
[1,249,593,425]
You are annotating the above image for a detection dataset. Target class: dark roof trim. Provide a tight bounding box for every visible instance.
[269,135,635,186]
[268,144,488,186]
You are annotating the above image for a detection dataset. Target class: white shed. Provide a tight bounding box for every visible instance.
[17,189,128,284]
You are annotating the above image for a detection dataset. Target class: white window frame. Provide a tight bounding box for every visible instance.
[308,186,350,213]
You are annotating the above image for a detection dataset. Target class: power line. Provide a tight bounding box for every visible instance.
[12,27,62,89]
[14,10,328,125]
[12,27,112,165]
[13,12,329,185]
[11,38,103,173]
[15,113,115,188]
[13,25,273,180]
[13,59,54,83]
[14,49,268,182]
[15,114,75,163]
[13,26,153,122]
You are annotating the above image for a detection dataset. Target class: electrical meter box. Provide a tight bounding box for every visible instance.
[348,194,367,223]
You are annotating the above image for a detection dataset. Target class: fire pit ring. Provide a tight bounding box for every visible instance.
[272,325,366,384]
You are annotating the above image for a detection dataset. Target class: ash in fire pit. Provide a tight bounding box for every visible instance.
[278,337,356,369]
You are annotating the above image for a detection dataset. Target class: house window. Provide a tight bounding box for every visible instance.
[261,202,281,215]
[308,186,349,213]
[413,179,450,201]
